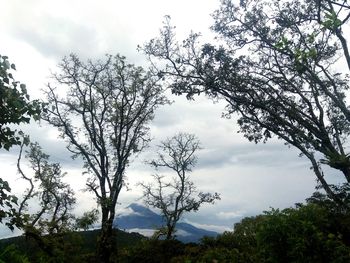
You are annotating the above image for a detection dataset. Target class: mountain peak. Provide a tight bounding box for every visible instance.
[127,203,159,217]
[114,203,218,243]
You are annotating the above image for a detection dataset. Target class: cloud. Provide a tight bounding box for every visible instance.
[216,211,245,220]
[182,219,231,233]
[116,207,141,217]
[126,228,154,237]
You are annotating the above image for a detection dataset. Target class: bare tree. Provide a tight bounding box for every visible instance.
[43,54,168,262]
[139,133,220,240]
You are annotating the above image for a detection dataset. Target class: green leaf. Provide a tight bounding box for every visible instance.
[20,83,27,93]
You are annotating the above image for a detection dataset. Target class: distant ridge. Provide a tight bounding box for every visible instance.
[113,203,218,243]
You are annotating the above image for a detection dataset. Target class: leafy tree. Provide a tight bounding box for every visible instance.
[75,209,99,231]
[0,54,43,228]
[13,141,76,260]
[195,199,350,262]
[139,133,220,240]
[0,55,42,150]
[0,178,18,229]
[43,54,168,262]
[257,205,350,262]
[142,0,350,204]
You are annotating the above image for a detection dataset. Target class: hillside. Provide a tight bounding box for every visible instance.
[0,228,145,260]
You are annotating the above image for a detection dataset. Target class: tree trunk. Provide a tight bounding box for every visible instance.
[166,223,175,240]
[97,217,115,263]
[309,156,344,206]
[341,167,350,183]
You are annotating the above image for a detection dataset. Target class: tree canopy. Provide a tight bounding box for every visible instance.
[0,54,43,229]
[139,133,220,240]
[43,53,169,262]
[142,0,350,204]
[0,54,42,150]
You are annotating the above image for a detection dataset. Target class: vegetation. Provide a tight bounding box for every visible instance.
[117,193,350,262]
[0,55,44,231]
[2,0,350,262]
[139,133,220,240]
[0,229,145,263]
[10,141,76,259]
[42,54,169,262]
[0,55,43,150]
[142,0,350,205]
[2,193,350,262]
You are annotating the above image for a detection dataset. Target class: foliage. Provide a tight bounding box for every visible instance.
[75,209,99,231]
[10,141,76,261]
[118,239,186,263]
[139,133,220,240]
[0,54,44,229]
[256,204,350,262]
[142,0,350,204]
[15,142,76,232]
[197,197,350,263]
[43,53,169,262]
[0,228,145,263]
[0,178,18,230]
[0,55,43,150]
[0,244,30,263]
[195,247,241,263]
[2,195,349,263]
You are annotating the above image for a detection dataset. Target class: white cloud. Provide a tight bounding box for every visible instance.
[216,211,245,220]
[182,219,231,233]
[126,228,154,237]
[116,207,141,217]
[176,229,191,237]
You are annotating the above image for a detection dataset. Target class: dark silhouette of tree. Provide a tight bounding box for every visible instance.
[139,133,220,240]
[43,54,168,262]
[142,0,350,205]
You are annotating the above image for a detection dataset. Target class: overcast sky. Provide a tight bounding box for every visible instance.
[0,0,332,237]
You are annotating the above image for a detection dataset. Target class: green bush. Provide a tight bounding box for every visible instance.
[0,244,30,263]
[257,204,350,262]
[118,239,186,263]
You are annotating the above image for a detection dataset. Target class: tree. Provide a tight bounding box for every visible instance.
[257,205,350,262]
[0,178,18,229]
[139,133,220,240]
[75,208,99,231]
[43,54,168,262]
[0,54,43,228]
[0,54,42,150]
[142,0,350,205]
[13,140,76,260]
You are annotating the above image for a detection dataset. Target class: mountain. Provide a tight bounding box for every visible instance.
[113,203,218,243]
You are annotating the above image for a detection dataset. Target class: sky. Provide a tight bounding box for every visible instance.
[0,0,332,237]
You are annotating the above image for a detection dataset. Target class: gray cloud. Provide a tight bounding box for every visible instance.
[12,19,99,60]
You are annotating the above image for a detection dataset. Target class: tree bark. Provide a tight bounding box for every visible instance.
[97,218,115,263]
